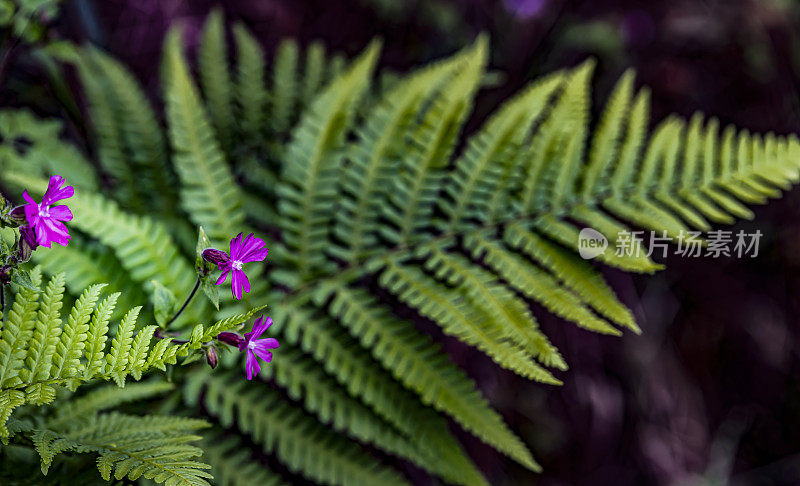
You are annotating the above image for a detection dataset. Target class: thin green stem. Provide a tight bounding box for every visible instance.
[164,276,201,328]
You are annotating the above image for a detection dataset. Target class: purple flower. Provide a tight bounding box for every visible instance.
[22,175,74,248]
[238,316,279,380]
[210,233,268,300]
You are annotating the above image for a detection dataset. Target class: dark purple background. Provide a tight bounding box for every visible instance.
[17,0,800,484]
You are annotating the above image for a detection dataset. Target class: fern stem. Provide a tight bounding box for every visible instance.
[164,276,201,328]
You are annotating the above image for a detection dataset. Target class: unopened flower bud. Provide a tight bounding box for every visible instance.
[17,226,37,263]
[216,331,245,348]
[0,265,11,285]
[202,248,229,266]
[8,205,26,226]
[205,347,218,369]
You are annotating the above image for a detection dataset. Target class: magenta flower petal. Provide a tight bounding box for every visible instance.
[238,234,268,262]
[245,350,261,380]
[231,270,244,300]
[42,176,74,205]
[22,176,73,248]
[229,233,244,260]
[254,338,279,350]
[240,315,278,380]
[215,268,230,286]
[48,205,73,221]
[250,345,273,364]
[245,316,270,341]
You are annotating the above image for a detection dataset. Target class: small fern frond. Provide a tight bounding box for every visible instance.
[0,274,250,437]
[34,412,211,485]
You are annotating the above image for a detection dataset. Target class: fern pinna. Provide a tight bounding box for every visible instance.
[1,8,800,485]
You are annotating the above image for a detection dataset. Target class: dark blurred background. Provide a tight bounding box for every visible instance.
[8,0,800,484]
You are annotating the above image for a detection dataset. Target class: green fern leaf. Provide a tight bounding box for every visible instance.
[199,8,235,151]
[0,268,42,389]
[233,23,267,142]
[164,27,245,245]
[277,41,381,282]
[105,306,140,387]
[52,283,104,389]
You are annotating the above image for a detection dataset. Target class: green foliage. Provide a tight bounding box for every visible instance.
[0,271,258,439]
[26,382,212,485]
[3,11,800,485]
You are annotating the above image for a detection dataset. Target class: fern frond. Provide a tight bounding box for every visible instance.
[440,70,564,231]
[331,45,468,263]
[85,48,177,214]
[164,27,245,246]
[34,412,212,485]
[277,41,381,282]
[186,371,408,486]
[21,273,65,398]
[0,274,250,437]
[199,8,235,151]
[381,37,486,245]
[378,260,559,385]
[0,268,42,389]
[52,283,105,390]
[271,39,299,134]
[201,433,289,486]
[325,286,541,473]
[0,110,98,191]
[233,23,267,143]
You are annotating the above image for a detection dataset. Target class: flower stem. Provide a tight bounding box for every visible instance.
[164,276,201,328]
[0,283,4,329]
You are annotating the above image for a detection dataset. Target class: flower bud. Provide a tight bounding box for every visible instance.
[216,331,245,348]
[205,347,218,369]
[0,265,11,285]
[202,248,229,266]
[7,205,26,226]
[17,226,37,263]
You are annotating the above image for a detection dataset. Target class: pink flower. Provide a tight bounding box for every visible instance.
[205,233,268,300]
[238,316,279,380]
[22,175,74,248]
